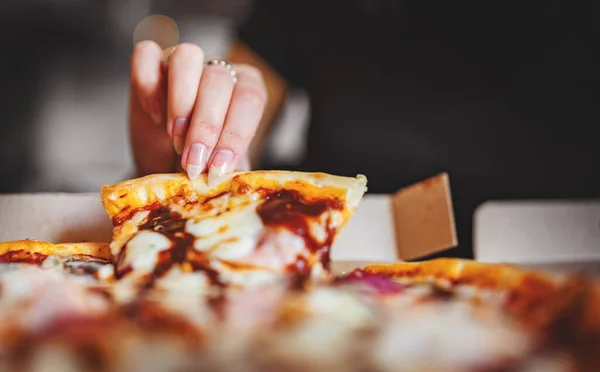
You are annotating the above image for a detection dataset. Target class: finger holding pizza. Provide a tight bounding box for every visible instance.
[129,40,265,184]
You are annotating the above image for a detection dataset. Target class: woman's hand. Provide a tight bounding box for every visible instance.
[129,41,266,183]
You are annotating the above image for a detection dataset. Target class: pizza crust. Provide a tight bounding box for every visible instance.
[0,240,111,259]
[363,259,538,289]
[363,259,600,336]
[100,171,368,223]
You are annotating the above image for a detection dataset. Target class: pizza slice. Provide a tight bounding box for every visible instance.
[356,259,600,371]
[100,171,367,289]
[0,240,206,371]
[211,259,600,372]
[0,239,111,277]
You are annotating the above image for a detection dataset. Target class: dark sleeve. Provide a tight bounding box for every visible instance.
[236,0,305,87]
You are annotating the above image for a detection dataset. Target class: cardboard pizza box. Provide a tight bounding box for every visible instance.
[0,174,458,266]
[473,200,600,276]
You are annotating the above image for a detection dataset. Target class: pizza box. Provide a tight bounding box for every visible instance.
[0,174,599,276]
[473,200,600,276]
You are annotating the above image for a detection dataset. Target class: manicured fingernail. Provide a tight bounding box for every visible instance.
[208,149,234,187]
[173,118,188,155]
[186,143,209,180]
[149,100,161,124]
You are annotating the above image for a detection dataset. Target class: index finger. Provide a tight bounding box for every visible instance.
[131,40,164,124]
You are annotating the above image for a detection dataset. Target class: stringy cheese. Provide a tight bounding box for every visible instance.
[123,231,172,276]
[186,197,264,260]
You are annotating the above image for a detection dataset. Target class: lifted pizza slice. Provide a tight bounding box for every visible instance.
[100,171,367,288]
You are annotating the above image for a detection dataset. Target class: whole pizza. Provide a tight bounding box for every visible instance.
[0,171,598,371]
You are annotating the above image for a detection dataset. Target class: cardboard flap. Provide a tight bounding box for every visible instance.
[391,173,457,260]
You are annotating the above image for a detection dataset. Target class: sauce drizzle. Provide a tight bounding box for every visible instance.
[0,250,47,265]
[117,205,225,288]
[112,201,163,226]
[256,189,342,270]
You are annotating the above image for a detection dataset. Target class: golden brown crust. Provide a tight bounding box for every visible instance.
[100,171,368,223]
[363,259,571,307]
[364,259,600,337]
[0,240,111,259]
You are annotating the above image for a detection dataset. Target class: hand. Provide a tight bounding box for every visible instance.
[129,41,266,183]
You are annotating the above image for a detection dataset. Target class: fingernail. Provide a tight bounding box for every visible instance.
[187,165,203,181]
[208,149,234,187]
[149,100,161,125]
[186,143,209,180]
[173,118,188,155]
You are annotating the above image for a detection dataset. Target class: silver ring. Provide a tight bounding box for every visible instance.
[204,58,238,84]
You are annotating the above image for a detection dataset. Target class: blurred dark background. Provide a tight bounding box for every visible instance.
[1,0,599,199]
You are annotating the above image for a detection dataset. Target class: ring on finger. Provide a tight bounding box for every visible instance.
[204,58,238,84]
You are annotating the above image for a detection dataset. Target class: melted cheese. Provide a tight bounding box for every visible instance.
[153,268,216,329]
[186,197,264,260]
[372,301,532,371]
[123,231,172,276]
[155,267,210,294]
[110,210,150,256]
[268,317,359,370]
[211,261,283,288]
[0,267,109,330]
[109,278,139,304]
[29,344,81,372]
[239,230,305,271]
[96,263,115,282]
[185,192,306,271]
[262,288,376,370]
[305,288,375,327]
[225,283,288,329]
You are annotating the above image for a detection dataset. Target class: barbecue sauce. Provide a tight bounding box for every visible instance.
[116,205,225,288]
[137,205,227,317]
[112,201,163,226]
[256,189,342,271]
[0,250,47,265]
[286,255,311,290]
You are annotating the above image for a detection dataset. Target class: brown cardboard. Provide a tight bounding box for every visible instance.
[0,174,458,266]
[391,173,457,260]
[332,174,457,262]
